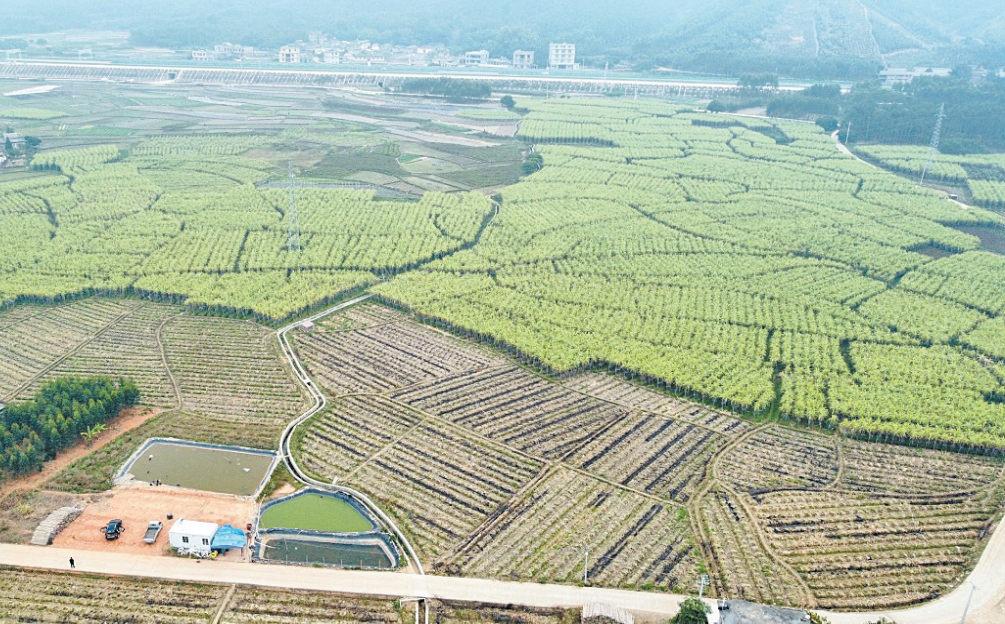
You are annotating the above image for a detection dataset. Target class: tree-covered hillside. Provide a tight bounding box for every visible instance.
[2,0,1003,79]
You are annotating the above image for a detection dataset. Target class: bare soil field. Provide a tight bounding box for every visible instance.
[52,484,256,556]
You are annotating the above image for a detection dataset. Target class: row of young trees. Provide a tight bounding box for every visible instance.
[0,377,140,480]
[399,78,492,101]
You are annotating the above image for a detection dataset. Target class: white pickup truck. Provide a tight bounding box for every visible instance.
[143,521,163,544]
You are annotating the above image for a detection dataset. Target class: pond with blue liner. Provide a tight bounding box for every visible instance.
[255,489,398,569]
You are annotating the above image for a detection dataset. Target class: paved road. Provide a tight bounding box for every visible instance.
[2,520,1003,624]
[0,544,695,616]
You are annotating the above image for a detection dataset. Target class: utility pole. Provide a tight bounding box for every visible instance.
[960,581,978,624]
[583,547,590,582]
[844,121,852,144]
[920,103,946,187]
[287,162,301,253]
[699,574,710,599]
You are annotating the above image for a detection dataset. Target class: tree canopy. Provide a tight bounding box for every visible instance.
[0,377,139,479]
[669,598,711,624]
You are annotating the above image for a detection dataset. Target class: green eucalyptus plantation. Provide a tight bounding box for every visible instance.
[3,97,1005,453]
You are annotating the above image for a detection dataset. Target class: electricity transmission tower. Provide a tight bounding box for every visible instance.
[287,162,301,253]
[919,103,946,187]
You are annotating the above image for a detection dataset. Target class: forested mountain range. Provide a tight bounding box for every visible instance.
[2,0,1003,79]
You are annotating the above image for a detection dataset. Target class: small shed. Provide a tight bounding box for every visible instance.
[210,524,247,551]
[3,133,24,151]
[168,519,218,556]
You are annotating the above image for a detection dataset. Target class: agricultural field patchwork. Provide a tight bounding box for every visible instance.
[2,86,1005,612]
[12,301,182,406]
[374,99,1005,453]
[0,82,513,322]
[752,489,1000,609]
[0,298,307,451]
[855,144,1005,209]
[160,316,307,439]
[344,418,543,557]
[291,307,1005,607]
[294,309,505,395]
[5,91,1005,451]
[451,467,699,590]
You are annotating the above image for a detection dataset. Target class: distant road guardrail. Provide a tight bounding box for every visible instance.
[0,60,806,97]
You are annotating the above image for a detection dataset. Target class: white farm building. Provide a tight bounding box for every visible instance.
[168,519,218,556]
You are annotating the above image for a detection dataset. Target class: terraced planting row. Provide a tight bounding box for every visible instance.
[699,490,808,606]
[567,414,725,503]
[393,366,628,459]
[837,439,1003,494]
[292,310,1004,608]
[0,298,137,398]
[561,372,690,416]
[345,419,543,557]
[718,427,839,493]
[753,489,1001,609]
[297,320,503,395]
[320,302,411,332]
[221,588,400,624]
[14,301,182,406]
[161,316,306,440]
[452,468,699,590]
[0,566,226,623]
[563,372,755,440]
[299,396,422,481]
[430,603,577,624]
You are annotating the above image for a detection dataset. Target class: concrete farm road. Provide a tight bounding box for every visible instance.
[2,531,1003,624]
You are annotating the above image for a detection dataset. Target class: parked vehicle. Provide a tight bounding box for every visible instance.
[103,519,124,540]
[143,521,163,544]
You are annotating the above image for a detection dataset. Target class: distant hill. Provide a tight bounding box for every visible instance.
[2,0,1002,79]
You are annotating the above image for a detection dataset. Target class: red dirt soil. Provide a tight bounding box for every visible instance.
[0,407,163,500]
[52,483,256,557]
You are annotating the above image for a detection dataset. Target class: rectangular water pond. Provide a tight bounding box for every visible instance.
[260,493,375,533]
[122,441,276,496]
[262,537,393,569]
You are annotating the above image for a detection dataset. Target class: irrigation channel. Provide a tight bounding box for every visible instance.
[275,293,425,574]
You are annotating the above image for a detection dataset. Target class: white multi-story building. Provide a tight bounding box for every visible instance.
[549,43,576,70]
[464,50,490,66]
[278,46,300,63]
[513,50,535,69]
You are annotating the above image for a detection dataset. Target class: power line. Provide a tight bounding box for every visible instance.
[287,162,301,253]
[919,103,946,187]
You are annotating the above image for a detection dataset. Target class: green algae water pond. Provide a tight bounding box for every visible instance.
[259,492,375,533]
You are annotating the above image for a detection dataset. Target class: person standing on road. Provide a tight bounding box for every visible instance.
[69,557,75,569]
